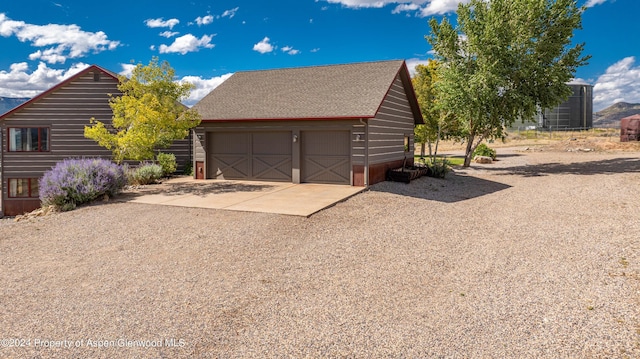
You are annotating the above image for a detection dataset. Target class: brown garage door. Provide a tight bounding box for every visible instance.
[301,130,350,184]
[208,131,292,181]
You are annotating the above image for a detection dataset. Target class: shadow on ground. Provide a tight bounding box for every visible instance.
[118,181,275,199]
[371,171,512,203]
[487,157,640,177]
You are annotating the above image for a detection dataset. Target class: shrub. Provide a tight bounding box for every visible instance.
[183,161,193,176]
[473,143,497,160]
[130,163,164,185]
[419,157,450,178]
[427,158,450,178]
[156,152,177,177]
[39,158,127,211]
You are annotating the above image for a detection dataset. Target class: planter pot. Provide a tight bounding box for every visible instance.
[386,166,429,183]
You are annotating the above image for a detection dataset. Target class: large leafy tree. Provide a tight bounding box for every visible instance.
[412,60,459,163]
[427,0,590,166]
[85,58,201,162]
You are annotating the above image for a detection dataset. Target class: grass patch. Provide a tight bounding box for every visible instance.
[415,155,464,166]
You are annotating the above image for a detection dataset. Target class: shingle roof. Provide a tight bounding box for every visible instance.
[192,60,421,122]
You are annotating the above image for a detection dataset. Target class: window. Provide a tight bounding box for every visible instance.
[404,135,410,152]
[8,128,49,152]
[8,178,39,198]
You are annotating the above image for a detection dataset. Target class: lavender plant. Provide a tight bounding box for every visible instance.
[39,158,127,211]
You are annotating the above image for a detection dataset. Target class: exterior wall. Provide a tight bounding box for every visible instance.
[363,73,416,185]
[368,74,415,166]
[0,69,192,216]
[197,120,361,184]
[1,70,117,216]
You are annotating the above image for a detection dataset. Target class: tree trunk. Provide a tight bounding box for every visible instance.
[420,142,426,158]
[463,134,475,167]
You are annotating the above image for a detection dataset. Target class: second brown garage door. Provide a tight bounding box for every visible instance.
[301,130,350,184]
[208,131,292,181]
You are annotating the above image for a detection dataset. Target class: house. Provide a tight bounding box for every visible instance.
[0,65,191,217]
[191,60,422,186]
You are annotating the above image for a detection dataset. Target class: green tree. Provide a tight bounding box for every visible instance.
[85,58,201,163]
[427,0,590,167]
[412,60,459,164]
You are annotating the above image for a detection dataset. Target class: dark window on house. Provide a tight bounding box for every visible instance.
[404,135,410,152]
[8,178,39,198]
[93,71,101,82]
[8,128,50,152]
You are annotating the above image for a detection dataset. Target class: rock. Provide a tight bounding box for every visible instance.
[474,155,493,164]
[14,205,59,222]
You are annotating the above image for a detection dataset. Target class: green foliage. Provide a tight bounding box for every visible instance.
[412,60,460,162]
[183,161,194,176]
[420,157,450,179]
[427,0,590,166]
[85,58,201,163]
[473,143,497,159]
[156,152,177,176]
[130,163,164,185]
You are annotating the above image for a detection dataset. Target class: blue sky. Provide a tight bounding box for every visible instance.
[0,0,637,111]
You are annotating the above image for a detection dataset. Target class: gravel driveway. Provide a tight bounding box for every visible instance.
[1,149,639,358]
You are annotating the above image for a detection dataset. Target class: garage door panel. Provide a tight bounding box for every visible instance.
[210,155,249,179]
[208,131,292,181]
[301,131,350,184]
[252,155,292,181]
[252,132,292,155]
[211,132,248,153]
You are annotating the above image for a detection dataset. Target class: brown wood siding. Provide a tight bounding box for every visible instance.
[1,71,118,214]
[368,75,415,165]
[1,69,192,215]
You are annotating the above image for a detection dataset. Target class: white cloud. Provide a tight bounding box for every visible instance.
[144,17,179,29]
[195,15,213,26]
[0,62,89,98]
[253,37,274,54]
[0,13,119,64]
[281,46,300,55]
[119,63,136,78]
[392,3,420,13]
[221,7,239,18]
[419,0,468,16]
[405,58,431,76]
[158,34,215,55]
[592,56,640,111]
[321,0,467,16]
[585,0,608,7]
[323,0,398,8]
[159,31,179,38]
[310,48,320,53]
[179,73,233,107]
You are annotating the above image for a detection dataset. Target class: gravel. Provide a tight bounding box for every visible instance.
[1,149,639,358]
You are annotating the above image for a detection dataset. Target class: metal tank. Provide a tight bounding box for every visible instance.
[539,84,593,130]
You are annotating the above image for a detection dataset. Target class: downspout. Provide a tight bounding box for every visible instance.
[360,118,369,187]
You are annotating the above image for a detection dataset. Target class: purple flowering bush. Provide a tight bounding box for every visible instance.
[39,158,127,211]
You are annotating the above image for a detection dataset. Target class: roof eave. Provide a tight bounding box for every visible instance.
[200,115,376,123]
[0,64,119,120]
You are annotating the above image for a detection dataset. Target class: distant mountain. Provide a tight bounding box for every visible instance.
[593,102,640,128]
[0,97,29,115]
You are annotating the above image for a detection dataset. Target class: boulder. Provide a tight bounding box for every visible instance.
[474,155,493,164]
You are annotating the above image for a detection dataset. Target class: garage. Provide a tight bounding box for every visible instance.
[192,60,424,187]
[301,130,351,184]
[208,131,292,181]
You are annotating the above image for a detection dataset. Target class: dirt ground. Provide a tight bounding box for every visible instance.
[0,132,639,358]
[432,128,640,154]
